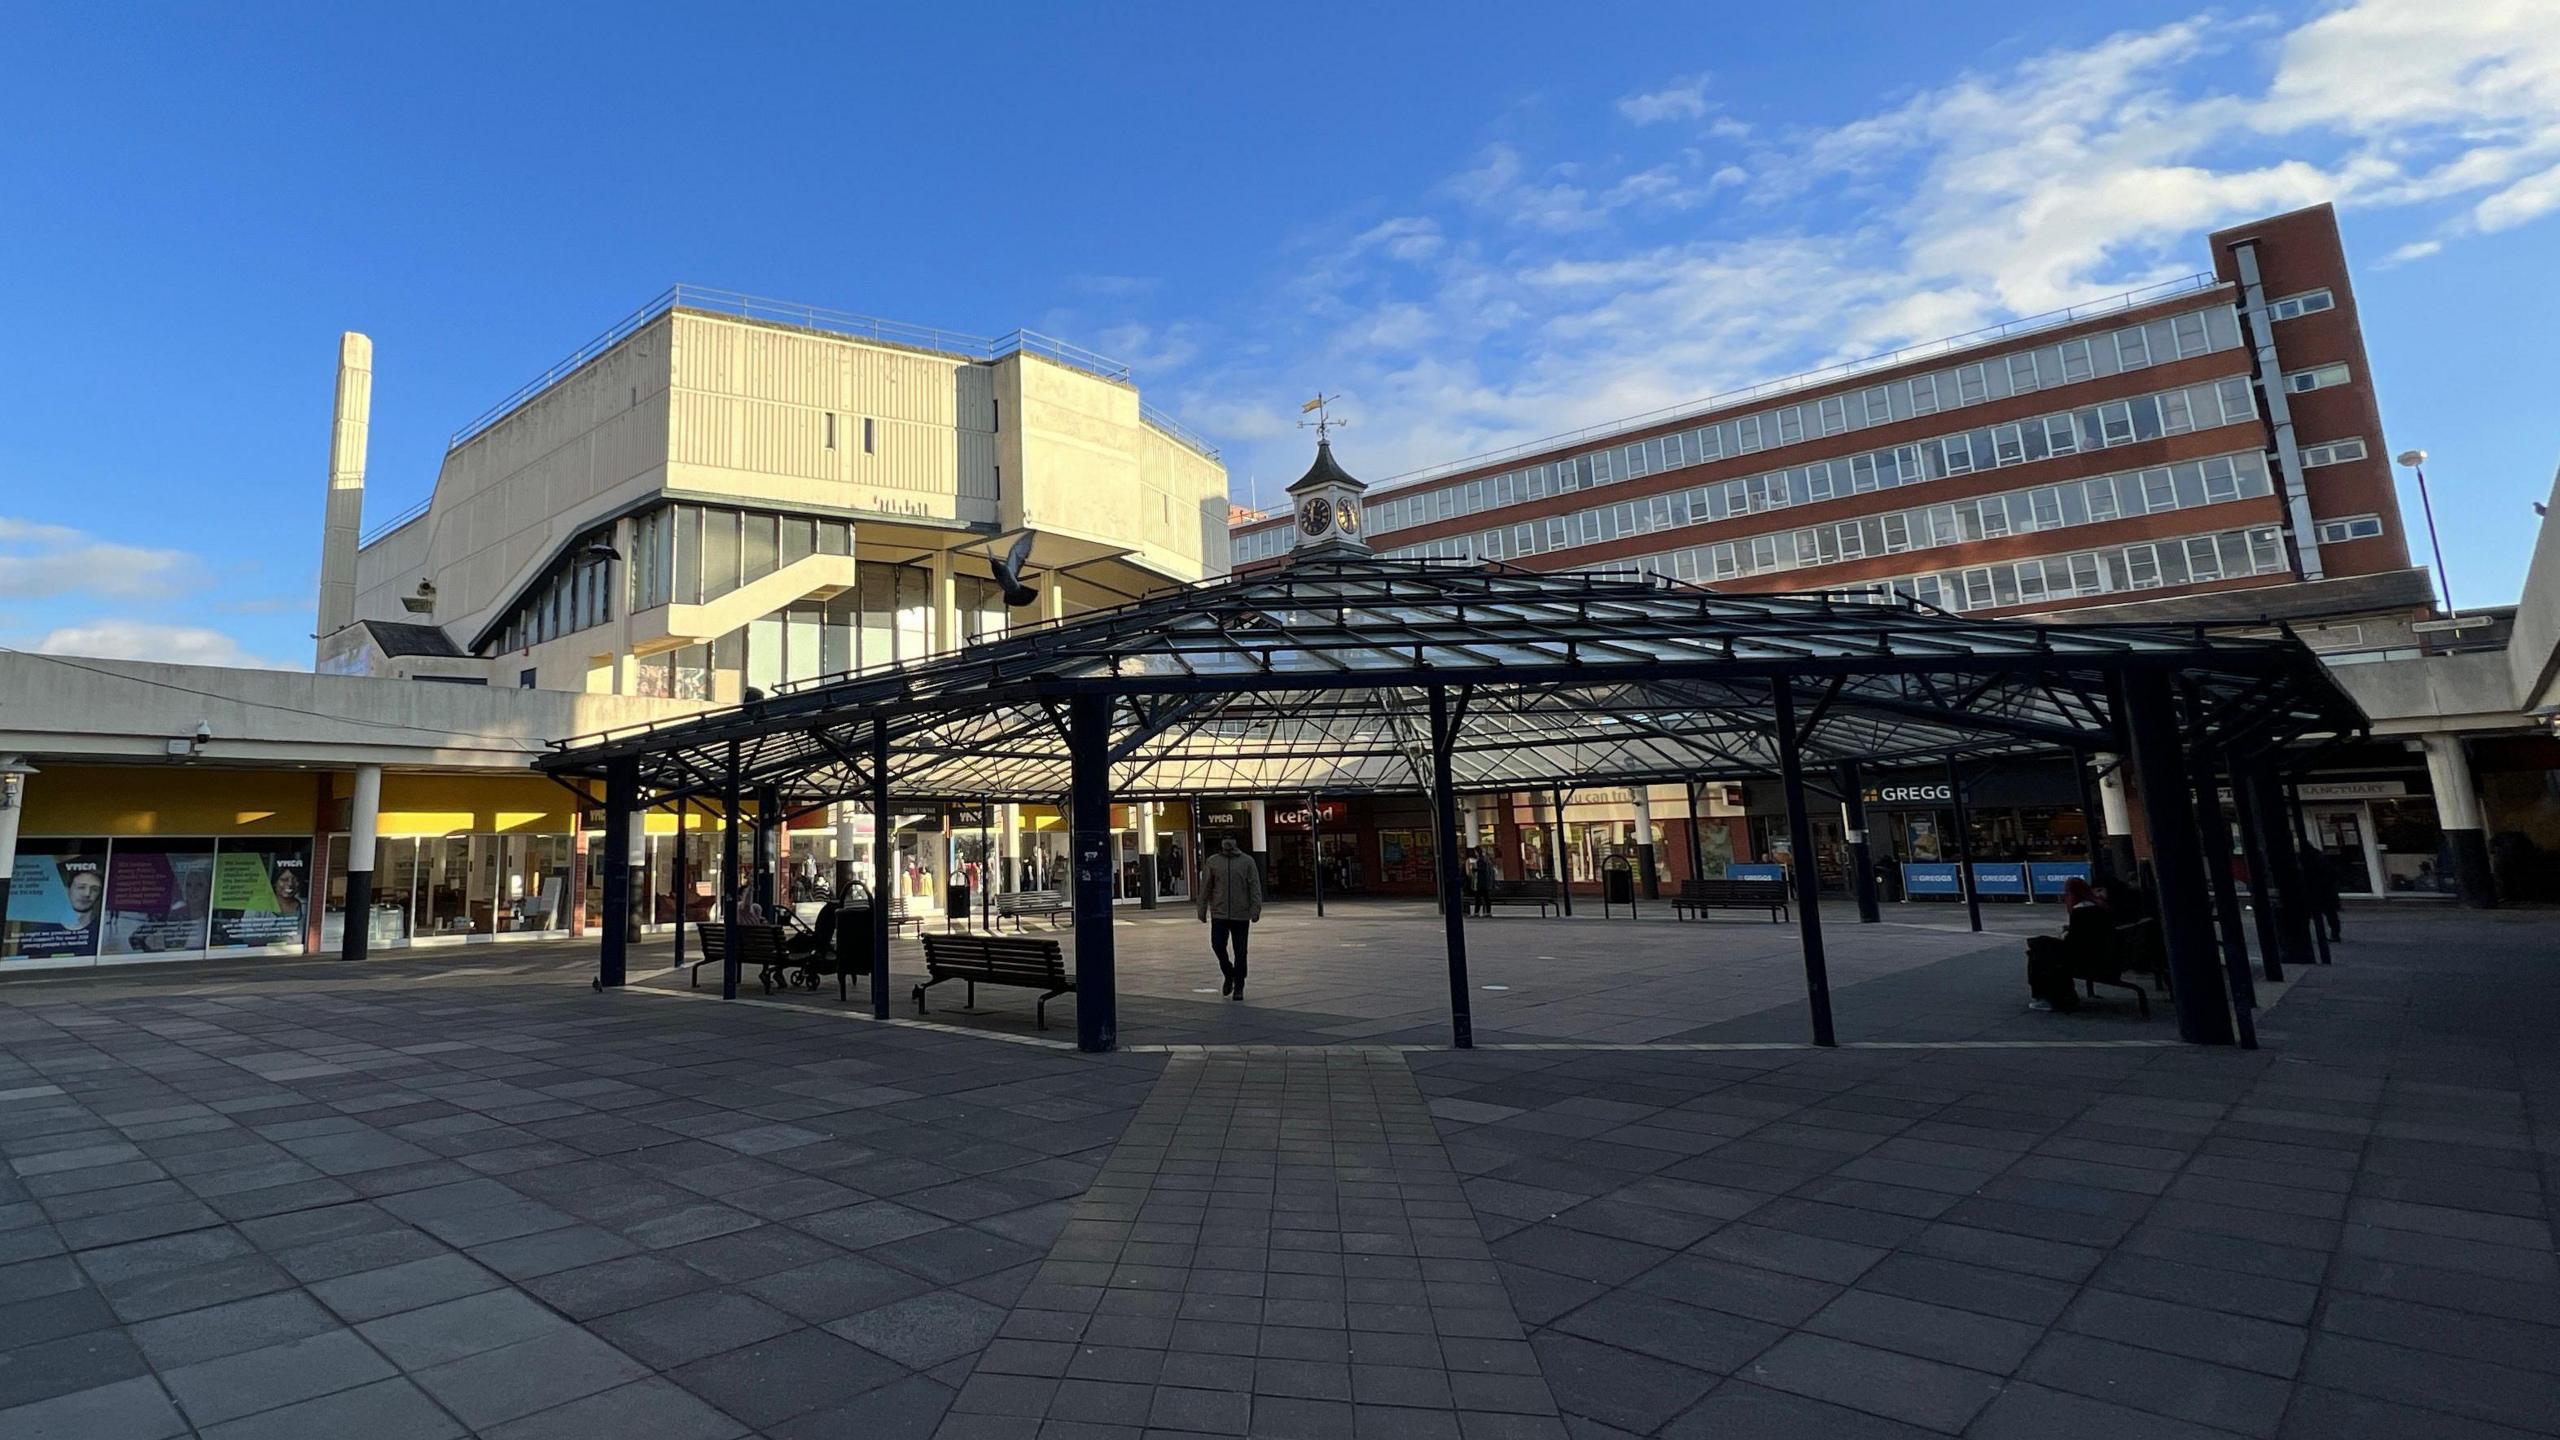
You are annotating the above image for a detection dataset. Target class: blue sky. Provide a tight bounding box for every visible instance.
[3,1,2555,667]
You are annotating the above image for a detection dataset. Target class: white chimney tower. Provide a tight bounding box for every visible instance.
[315,331,372,660]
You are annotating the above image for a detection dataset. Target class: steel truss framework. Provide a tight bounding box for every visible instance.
[544,556,2366,1053]
[541,556,2363,807]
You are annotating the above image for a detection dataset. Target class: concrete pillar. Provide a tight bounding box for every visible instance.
[2095,751,2138,880]
[0,758,31,942]
[1041,568,1067,624]
[930,548,961,654]
[1247,798,1269,865]
[342,764,383,963]
[834,802,859,898]
[315,332,372,658]
[2422,734,2496,907]
[1631,788,1660,900]
[1000,803,1020,892]
[1138,801,1159,909]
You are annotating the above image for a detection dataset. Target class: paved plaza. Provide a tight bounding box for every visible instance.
[1,903,2554,1438]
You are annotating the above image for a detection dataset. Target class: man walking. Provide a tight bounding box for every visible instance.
[1197,835,1264,999]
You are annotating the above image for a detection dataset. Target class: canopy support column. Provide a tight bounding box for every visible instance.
[720,742,742,1002]
[869,720,892,1017]
[2230,756,2285,984]
[599,758,634,989]
[1770,684,1837,1047]
[1684,780,1705,884]
[2191,752,2258,1050]
[2285,775,2334,964]
[1071,694,1119,1052]
[753,784,778,917]
[1428,686,1473,1049]
[2262,771,2322,970]
[1838,759,1878,924]
[671,812,688,973]
[1550,787,1573,917]
[1309,793,1326,918]
[1947,757,1981,934]
[2122,670,2235,1045]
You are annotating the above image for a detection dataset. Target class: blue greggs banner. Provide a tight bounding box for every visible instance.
[1970,863,2029,897]
[1728,863,1785,882]
[1901,863,1963,897]
[2028,861,2093,897]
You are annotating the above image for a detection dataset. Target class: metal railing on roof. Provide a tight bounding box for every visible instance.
[1331,271,2226,503]
[358,495,432,546]
[441,283,1217,457]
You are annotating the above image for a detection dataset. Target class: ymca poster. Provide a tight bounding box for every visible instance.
[5,840,108,960]
[210,843,309,949]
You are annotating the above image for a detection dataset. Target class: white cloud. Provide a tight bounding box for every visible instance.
[1163,0,2560,500]
[1617,76,1709,126]
[29,619,294,671]
[2387,238,2444,263]
[0,517,204,600]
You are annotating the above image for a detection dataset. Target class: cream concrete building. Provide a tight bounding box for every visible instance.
[321,288,1229,699]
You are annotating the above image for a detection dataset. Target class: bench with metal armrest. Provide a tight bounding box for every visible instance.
[914,933,1075,1028]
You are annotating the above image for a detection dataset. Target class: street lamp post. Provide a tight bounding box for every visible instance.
[2396,449,2455,616]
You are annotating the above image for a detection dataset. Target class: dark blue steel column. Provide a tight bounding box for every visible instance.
[598,758,634,989]
[2190,754,2258,1049]
[1947,757,1981,933]
[1838,758,1879,923]
[1770,685,1837,1047]
[1070,694,1119,1052]
[2229,757,2285,984]
[720,741,742,1002]
[870,719,893,1018]
[1427,685,1473,1048]
[2122,668,2236,1045]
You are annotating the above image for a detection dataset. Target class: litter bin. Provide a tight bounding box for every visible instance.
[946,884,971,931]
[833,885,875,999]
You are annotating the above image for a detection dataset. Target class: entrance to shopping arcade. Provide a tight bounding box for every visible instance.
[542,553,2363,1056]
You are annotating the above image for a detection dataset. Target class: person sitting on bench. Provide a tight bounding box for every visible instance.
[2025,877,2114,1012]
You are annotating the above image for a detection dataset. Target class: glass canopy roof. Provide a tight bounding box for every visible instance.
[539,556,2367,807]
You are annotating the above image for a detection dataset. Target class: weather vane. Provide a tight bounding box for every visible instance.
[1298,393,1348,441]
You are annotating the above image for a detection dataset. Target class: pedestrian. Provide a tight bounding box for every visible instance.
[1469,846,1496,916]
[1196,835,1264,999]
[2305,851,2343,942]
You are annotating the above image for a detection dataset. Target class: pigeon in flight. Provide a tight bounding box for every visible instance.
[992,531,1040,607]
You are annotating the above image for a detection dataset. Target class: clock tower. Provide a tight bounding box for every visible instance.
[1284,436,1370,561]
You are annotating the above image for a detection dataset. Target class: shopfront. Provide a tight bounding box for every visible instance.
[1746,758,2092,898]
[4,765,319,969]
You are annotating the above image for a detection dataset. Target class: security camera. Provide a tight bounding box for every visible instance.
[195,721,214,743]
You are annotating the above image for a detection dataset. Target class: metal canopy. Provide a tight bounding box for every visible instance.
[536,556,2366,804]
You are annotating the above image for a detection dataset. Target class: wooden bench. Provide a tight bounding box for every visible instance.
[1671,877,1789,923]
[692,922,791,994]
[914,933,1074,1028]
[994,889,1073,930]
[1482,878,1562,916]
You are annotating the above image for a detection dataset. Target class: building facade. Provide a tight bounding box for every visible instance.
[1232,204,2414,618]
[323,288,1229,697]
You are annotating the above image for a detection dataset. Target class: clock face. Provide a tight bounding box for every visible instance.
[1336,501,1360,535]
[1298,496,1333,537]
